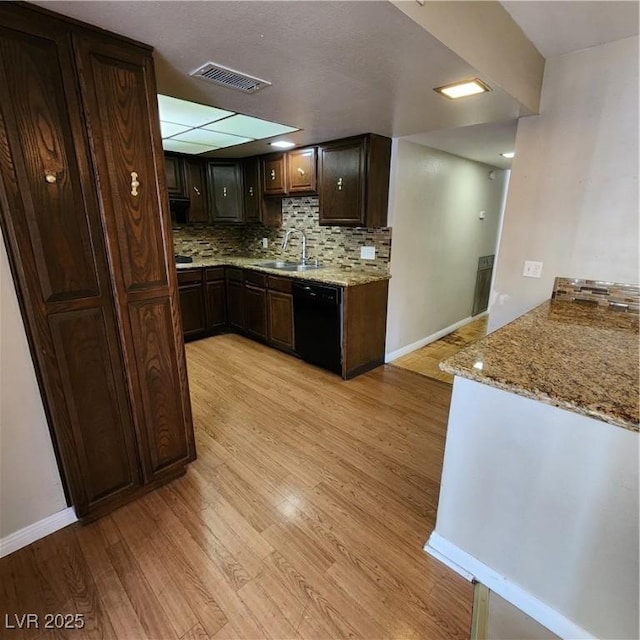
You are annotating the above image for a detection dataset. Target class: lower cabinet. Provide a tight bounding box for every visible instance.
[226,268,245,332]
[178,283,206,338]
[267,276,294,352]
[243,270,268,341]
[178,267,227,339]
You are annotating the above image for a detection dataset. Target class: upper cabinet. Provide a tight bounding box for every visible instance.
[261,147,318,197]
[165,154,187,197]
[287,147,317,194]
[207,160,244,223]
[262,153,287,196]
[243,156,262,223]
[318,134,391,227]
[184,159,208,223]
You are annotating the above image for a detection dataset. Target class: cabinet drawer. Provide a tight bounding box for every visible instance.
[205,267,225,282]
[267,275,293,293]
[226,267,244,282]
[244,270,267,288]
[177,269,203,285]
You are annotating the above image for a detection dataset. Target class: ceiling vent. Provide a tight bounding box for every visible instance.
[190,62,271,94]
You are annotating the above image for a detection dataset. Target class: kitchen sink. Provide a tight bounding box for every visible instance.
[252,260,323,272]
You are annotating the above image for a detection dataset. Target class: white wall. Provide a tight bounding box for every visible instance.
[490,36,639,331]
[386,140,508,356]
[0,233,67,539]
[434,378,639,640]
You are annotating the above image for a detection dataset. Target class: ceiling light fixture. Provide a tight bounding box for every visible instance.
[501,152,515,159]
[270,141,295,149]
[434,78,492,99]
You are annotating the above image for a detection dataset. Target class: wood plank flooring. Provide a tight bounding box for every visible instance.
[391,316,488,383]
[0,334,473,640]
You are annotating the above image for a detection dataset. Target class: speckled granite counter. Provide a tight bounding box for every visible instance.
[441,300,639,431]
[175,256,390,287]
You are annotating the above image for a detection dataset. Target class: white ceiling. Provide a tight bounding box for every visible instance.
[501,1,639,58]
[30,1,638,168]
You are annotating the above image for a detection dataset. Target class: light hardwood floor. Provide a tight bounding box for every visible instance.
[0,334,472,640]
[391,317,488,383]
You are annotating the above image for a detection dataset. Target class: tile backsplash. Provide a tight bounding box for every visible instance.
[172,196,392,272]
[552,277,640,313]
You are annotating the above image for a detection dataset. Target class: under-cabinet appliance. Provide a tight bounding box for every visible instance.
[292,281,342,374]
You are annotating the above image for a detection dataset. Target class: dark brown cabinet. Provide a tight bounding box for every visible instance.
[262,153,287,196]
[287,147,317,194]
[164,154,187,196]
[207,160,244,223]
[177,270,206,339]
[243,157,262,223]
[318,134,391,227]
[226,268,245,331]
[244,270,268,341]
[267,276,294,352]
[0,4,194,519]
[185,159,208,223]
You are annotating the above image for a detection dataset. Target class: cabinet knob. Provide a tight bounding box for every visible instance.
[337,177,343,191]
[270,169,276,180]
[249,186,254,196]
[130,171,140,197]
[297,167,305,176]
[44,171,57,184]
[223,186,227,197]
[193,186,201,196]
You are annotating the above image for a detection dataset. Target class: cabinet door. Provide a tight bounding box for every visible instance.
[243,156,262,222]
[267,290,294,351]
[244,284,268,340]
[319,139,366,225]
[178,284,206,338]
[165,154,186,196]
[262,154,287,196]
[208,161,244,222]
[226,279,245,331]
[0,8,141,516]
[74,34,195,482]
[205,280,227,331]
[185,159,208,223]
[287,147,317,194]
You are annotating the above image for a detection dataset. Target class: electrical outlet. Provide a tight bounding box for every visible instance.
[360,246,376,260]
[523,260,543,278]
[261,237,268,249]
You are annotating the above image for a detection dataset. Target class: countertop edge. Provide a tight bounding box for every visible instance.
[440,363,639,432]
[175,257,391,287]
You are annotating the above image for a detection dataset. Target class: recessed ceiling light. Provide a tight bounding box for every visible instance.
[270,141,295,149]
[434,78,491,99]
[501,152,515,159]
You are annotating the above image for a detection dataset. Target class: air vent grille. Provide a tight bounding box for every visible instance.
[190,62,271,94]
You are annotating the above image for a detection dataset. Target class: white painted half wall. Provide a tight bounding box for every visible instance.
[0,232,68,540]
[386,140,508,356]
[490,36,640,331]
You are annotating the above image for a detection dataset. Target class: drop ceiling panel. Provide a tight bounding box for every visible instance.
[162,139,218,154]
[170,128,253,148]
[203,114,298,139]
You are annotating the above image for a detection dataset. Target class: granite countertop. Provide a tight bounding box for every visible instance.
[175,256,391,287]
[441,300,639,431]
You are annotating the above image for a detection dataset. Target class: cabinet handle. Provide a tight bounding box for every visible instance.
[44,171,57,184]
[193,186,201,196]
[223,187,227,197]
[270,169,276,181]
[130,171,140,197]
[249,186,254,196]
[337,177,343,191]
[297,167,305,176]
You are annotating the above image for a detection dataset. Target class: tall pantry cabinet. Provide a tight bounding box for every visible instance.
[0,4,195,519]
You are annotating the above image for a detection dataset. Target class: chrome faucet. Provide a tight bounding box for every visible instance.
[281,228,308,264]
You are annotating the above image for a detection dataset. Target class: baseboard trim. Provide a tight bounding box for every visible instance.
[424,532,595,640]
[385,312,487,363]
[0,507,77,558]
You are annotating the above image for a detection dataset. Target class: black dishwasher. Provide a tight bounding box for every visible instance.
[292,281,342,374]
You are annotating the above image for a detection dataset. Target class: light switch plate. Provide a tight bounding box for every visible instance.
[261,237,269,249]
[523,260,543,278]
[360,246,376,260]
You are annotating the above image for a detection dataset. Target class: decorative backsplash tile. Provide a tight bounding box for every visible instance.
[172,196,392,272]
[552,277,640,313]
